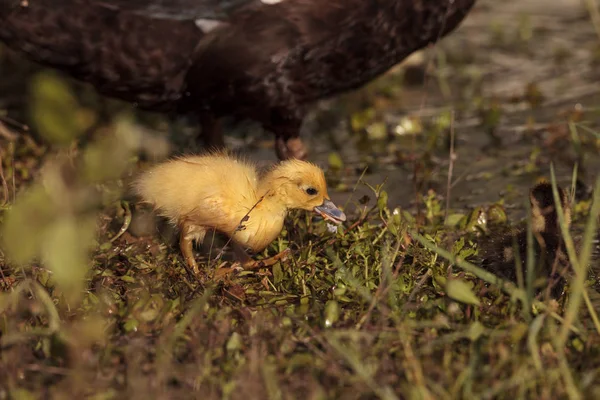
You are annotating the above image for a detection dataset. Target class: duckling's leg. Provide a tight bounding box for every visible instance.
[179,221,207,275]
[232,243,291,270]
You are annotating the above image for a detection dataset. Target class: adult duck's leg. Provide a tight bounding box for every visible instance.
[179,220,207,275]
[268,110,308,160]
[276,136,308,160]
[199,113,225,151]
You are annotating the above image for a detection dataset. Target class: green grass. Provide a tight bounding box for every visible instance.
[3,12,600,396]
[1,108,599,399]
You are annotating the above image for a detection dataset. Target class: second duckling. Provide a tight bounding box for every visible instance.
[479,182,571,297]
[133,153,346,274]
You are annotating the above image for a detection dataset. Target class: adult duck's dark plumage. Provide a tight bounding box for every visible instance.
[0,0,476,159]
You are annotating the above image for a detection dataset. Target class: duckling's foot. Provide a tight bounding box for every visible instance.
[213,263,245,281]
[241,248,292,270]
[275,137,308,160]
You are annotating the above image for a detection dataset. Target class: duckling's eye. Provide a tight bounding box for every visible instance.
[305,187,318,196]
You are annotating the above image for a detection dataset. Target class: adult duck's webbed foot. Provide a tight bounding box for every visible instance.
[275,137,308,160]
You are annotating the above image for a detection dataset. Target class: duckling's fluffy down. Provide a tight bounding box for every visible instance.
[133,153,259,231]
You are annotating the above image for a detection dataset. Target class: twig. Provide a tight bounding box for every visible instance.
[11,142,15,203]
[24,364,69,376]
[208,193,270,273]
[584,0,600,43]
[444,110,456,222]
[109,201,131,242]
[0,120,18,141]
[406,269,433,305]
[402,336,435,400]
[0,263,15,292]
[0,152,9,207]
[343,166,369,211]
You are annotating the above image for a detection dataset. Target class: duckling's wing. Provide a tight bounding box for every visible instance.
[189,171,258,233]
[91,0,252,20]
[134,154,260,232]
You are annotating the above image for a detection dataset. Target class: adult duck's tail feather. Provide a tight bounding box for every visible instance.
[0,0,18,15]
[0,0,201,110]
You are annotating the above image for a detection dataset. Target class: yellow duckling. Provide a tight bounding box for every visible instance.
[133,152,346,273]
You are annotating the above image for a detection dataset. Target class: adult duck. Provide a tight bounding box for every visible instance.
[0,0,476,159]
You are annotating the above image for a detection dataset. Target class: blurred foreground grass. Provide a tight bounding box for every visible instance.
[1,68,600,399]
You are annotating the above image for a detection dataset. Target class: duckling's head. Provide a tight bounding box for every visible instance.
[264,160,346,224]
[530,182,571,234]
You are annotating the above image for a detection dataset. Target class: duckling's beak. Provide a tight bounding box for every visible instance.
[314,199,346,224]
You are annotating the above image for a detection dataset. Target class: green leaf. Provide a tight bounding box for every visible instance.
[328,152,344,170]
[226,332,242,353]
[468,321,485,341]
[350,108,376,131]
[29,72,94,144]
[1,186,55,264]
[123,319,139,333]
[377,191,389,212]
[120,275,136,283]
[40,215,96,304]
[272,262,283,285]
[10,389,37,400]
[366,121,387,140]
[324,300,340,328]
[445,213,464,227]
[446,279,481,306]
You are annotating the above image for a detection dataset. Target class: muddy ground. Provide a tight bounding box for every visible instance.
[1,0,600,398]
